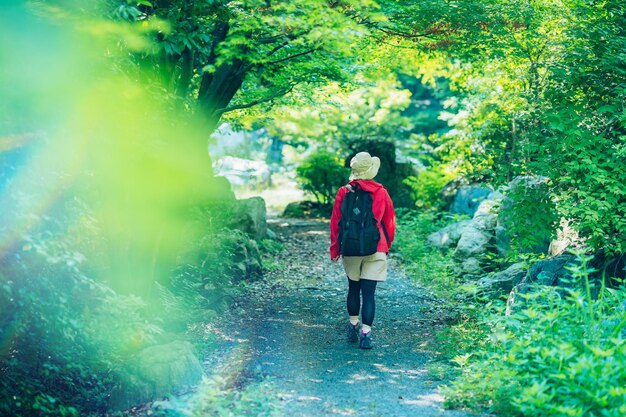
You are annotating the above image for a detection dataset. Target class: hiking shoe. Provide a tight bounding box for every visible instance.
[359,331,372,349]
[347,322,359,342]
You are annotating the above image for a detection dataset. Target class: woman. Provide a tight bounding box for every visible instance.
[330,152,396,349]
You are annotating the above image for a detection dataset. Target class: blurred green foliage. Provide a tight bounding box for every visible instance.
[2,0,626,415]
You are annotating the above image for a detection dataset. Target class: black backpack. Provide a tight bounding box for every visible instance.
[338,183,390,256]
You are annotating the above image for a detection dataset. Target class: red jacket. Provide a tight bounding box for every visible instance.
[330,180,396,259]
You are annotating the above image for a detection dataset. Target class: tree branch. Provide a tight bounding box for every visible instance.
[371,24,436,39]
[264,48,316,66]
[212,84,296,116]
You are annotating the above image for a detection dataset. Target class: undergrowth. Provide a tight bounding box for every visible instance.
[397,210,626,416]
[443,252,626,416]
[394,209,465,300]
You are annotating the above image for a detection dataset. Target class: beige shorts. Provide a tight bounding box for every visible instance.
[342,252,388,282]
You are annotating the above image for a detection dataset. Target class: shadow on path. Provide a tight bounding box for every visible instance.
[210,218,477,417]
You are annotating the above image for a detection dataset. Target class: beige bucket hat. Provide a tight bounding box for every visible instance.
[349,152,381,180]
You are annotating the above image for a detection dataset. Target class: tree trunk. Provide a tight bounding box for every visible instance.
[196,59,247,134]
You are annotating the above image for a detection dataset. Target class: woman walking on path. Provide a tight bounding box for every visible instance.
[330,152,396,349]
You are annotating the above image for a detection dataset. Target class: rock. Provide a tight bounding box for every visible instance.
[231,237,263,282]
[528,254,576,286]
[440,178,470,211]
[455,224,492,259]
[454,201,498,260]
[477,262,527,294]
[453,197,500,275]
[495,223,510,258]
[472,199,499,230]
[234,196,267,240]
[110,341,204,410]
[460,257,483,275]
[427,220,471,249]
[549,219,580,256]
[450,185,493,216]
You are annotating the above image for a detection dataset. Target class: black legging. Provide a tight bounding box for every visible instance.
[346,277,378,326]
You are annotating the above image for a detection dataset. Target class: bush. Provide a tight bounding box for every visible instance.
[444,251,626,416]
[296,150,349,206]
[403,163,457,210]
[395,209,462,299]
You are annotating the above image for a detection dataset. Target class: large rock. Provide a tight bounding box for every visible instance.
[477,262,527,294]
[528,254,577,286]
[110,341,204,410]
[454,199,498,259]
[450,185,493,216]
[427,220,471,249]
[232,196,268,240]
[459,257,483,275]
[454,225,492,259]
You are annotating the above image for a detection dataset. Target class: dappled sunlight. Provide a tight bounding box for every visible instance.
[400,393,445,407]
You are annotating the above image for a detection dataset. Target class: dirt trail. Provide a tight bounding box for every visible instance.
[206,218,475,417]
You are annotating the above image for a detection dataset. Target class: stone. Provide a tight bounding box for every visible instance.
[427,220,471,249]
[109,341,204,410]
[234,196,268,240]
[460,257,483,275]
[528,254,577,286]
[472,199,499,230]
[549,218,580,256]
[450,185,493,216]
[440,178,470,211]
[477,263,527,294]
[454,224,493,259]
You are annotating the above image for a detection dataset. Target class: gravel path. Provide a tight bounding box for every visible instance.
[210,218,476,417]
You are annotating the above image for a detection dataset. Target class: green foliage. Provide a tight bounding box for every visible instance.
[395,209,461,299]
[296,149,348,206]
[404,163,457,210]
[444,252,626,416]
[499,177,559,255]
[187,377,282,417]
[432,0,626,255]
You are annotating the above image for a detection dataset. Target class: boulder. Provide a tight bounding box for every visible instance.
[110,341,204,410]
[440,178,470,211]
[454,199,498,259]
[233,196,267,240]
[459,257,483,275]
[528,254,577,286]
[450,185,493,216]
[477,262,527,294]
[427,220,471,249]
[455,224,492,259]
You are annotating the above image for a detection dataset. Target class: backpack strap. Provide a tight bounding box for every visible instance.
[340,183,358,251]
[381,220,391,246]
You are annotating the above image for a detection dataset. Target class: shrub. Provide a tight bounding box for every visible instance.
[444,251,626,416]
[403,163,457,210]
[296,150,349,206]
[394,209,461,299]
